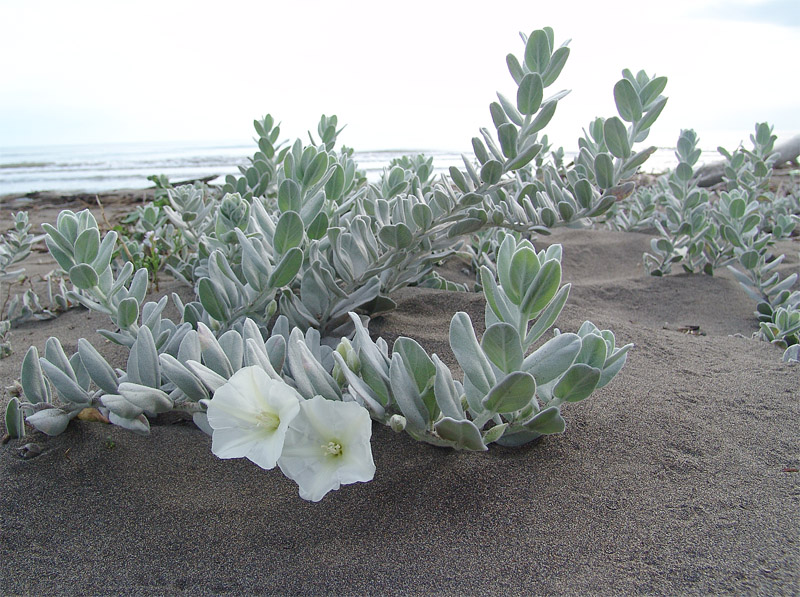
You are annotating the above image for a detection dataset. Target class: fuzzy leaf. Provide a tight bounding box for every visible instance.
[482,371,536,414]
[435,417,487,451]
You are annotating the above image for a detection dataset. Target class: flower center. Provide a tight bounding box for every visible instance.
[256,410,280,432]
[322,441,343,457]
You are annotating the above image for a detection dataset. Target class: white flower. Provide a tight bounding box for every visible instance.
[278,396,375,502]
[205,366,301,470]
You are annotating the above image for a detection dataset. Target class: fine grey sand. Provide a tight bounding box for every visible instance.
[0,194,798,596]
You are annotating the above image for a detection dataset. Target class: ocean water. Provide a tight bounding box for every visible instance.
[0,141,701,196]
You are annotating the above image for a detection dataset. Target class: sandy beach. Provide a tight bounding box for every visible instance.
[0,191,798,595]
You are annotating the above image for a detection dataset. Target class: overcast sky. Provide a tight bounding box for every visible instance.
[1,0,798,152]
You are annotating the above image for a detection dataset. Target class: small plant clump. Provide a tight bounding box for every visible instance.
[618,122,800,359]
[4,26,667,501]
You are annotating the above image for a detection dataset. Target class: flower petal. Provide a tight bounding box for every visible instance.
[278,396,375,502]
[206,366,302,470]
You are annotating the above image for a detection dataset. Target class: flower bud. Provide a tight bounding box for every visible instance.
[388,414,407,432]
[332,362,346,387]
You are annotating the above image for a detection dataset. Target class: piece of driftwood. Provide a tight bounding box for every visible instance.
[691,134,800,187]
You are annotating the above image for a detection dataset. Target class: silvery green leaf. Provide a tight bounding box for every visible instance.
[472,137,491,165]
[480,266,516,323]
[506,53,524,85]
[39,358,91,405]
[196,323,234,379]
[541,45,569,87]
[142,296,168,331]
[325,164,345,201]
[497,124,518,159]
[186,360,228,392]
[553,363,601,403]
[490,102,508,128]
[496,92,524,126]
[268,247,302,288]
[522,332,581,385]
[507,246,541,306]
[521,259,561,317]
[21,346,50,404]
[482,422,508,444]
[69,264,98,290]
[524,283,570,348]
[505,141,543,171]
[782,345,800,362]
[331,352,386,419]
[302,151,329,188]
[118,382,172,414]
[108,411,150,435]
[379,223,413,250]
[127,268,150,305]
[524,100,557,136]
[517,73,544,116]
[218,330,244,371]
[299,270,329,321]
[91,230,117,273]
[434,417,487,451]
[108,261,134,298]
[273,211,304,255]
[5,398,25,438]
[639,96,668,131]
[389,352,428,432]
[604,117,631,159]
[159,353,209,401]
[300,191,326,227]
[594,153,615,189]
[280,289,318,330]
[576,333,608,369]
[287,328,341,401]
[411,203,433,230]
[235,228,272,273]
[175,330,201,365]
[613,79,643,123]
[278,179,302,213]
[482,371,536,414]
[133,326,160,389]
[26,408,71,436]
[307,211,329,241]
[77,339,119,395]
[432,354,463,420]
[481,323,523,374]
[449,166,471,193]
[524,29,551,74]
[447,218,484,238]
[265,334,286,374]
[197,279,229,323]
[640,76,667,108]
[116,297,139,330]
[522,405,565,434]
[101,393,144,418]
[480,127,506,162]
[74,228,99,265]
[243,338,282,380]
[449,311,496,395]
[598,348,630,388]
[393,337,435,393]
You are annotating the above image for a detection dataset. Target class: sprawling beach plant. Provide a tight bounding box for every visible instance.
[642,129,712,275]
[4,27,650,500]
[639,123,800,358]
[0,212,70,334]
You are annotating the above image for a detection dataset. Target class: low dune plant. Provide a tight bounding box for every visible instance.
[639,123,800,358]
[3,27,650,501]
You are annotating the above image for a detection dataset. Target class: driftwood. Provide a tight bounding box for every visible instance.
[692,134,800,187]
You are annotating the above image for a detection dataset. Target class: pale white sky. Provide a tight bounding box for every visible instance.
[0,0,797,151]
